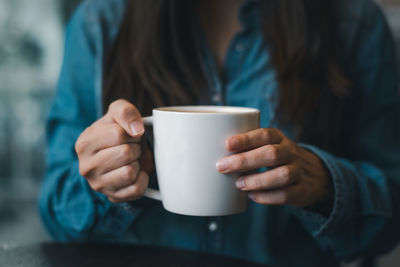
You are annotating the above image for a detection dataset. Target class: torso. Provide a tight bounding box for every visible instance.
[195,0,245,74]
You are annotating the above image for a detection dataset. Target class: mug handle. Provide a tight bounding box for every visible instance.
[141,116,162,201]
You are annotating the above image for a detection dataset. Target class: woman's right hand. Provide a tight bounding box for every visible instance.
[75,99,154,203]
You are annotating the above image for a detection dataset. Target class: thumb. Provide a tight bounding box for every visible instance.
[105,99,144,138]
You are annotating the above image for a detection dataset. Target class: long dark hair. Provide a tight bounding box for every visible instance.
[103,0,349,134]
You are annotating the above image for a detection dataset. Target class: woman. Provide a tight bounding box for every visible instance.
[40,0,400,266]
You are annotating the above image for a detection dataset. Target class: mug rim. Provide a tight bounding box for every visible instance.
[153,105,260,115]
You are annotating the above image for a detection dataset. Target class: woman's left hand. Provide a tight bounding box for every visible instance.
[216,128,333,208]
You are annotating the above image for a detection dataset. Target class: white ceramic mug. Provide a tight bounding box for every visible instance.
[142,106,260,216]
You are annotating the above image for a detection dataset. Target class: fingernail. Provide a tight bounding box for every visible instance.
[235,178,246,189]
[130,121,144,136]
[216,159,229,172]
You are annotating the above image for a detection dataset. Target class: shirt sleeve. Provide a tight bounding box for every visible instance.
[291,1,400,260]
[38,3,141,241]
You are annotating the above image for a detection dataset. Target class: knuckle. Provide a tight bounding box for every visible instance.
[123,165,135,180]
[236,154,249,169]
[106,185,117,194]
[132,161,140,175]
[261,128,271,141]
[90,181,104,193]
[78,162,93,178]
[271,127,282,137]
[267,145,279,162]
[282,166,297,185]
[75,140,83,154]
[78,165,88,177]
[122,163,139,181]
[280,166,291,180]
[75,135,90,154]
[279,175,291,187]
[118,104,137,121]
[120,144,134,162]
[111,125,126,143]
[241,133,250,146]
[109,99,125,112]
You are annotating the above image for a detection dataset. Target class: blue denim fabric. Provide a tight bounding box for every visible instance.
[39,0,400,266]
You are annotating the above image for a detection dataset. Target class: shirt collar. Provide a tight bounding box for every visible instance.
[238,0,261,32]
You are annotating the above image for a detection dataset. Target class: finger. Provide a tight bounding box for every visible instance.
[107,197,120,203]
[105,99,144,137]
[91,161,140,194]
[94,143,142,174]
[75,123,139,157]
[235,165,298,191]
[139,140,155,175]
[226,128,283,152]
[248,186,297,205]
[216,144,291,173]
[109,171,149,202]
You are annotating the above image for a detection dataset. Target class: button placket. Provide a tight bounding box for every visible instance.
[212,93,222,103]
[206,217,223,253]
[208,221,218,232]
[235,42,245,52]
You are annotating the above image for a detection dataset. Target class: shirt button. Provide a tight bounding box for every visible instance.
[208,221,218,232]
[123,204,133,212]
[212,93,222,103]
[235,42,244,52]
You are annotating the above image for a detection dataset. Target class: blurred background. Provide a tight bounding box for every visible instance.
[0,0,80,244]
[0,0,399,266]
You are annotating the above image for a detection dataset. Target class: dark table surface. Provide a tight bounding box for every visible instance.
[0,242,267,267]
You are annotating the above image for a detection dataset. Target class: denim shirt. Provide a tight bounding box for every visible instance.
[39,0,400,266]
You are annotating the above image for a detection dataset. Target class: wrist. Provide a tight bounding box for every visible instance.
[302,148,334,217]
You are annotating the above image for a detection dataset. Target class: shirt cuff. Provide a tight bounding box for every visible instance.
[90,191,142,239]
[290,143,356,238]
